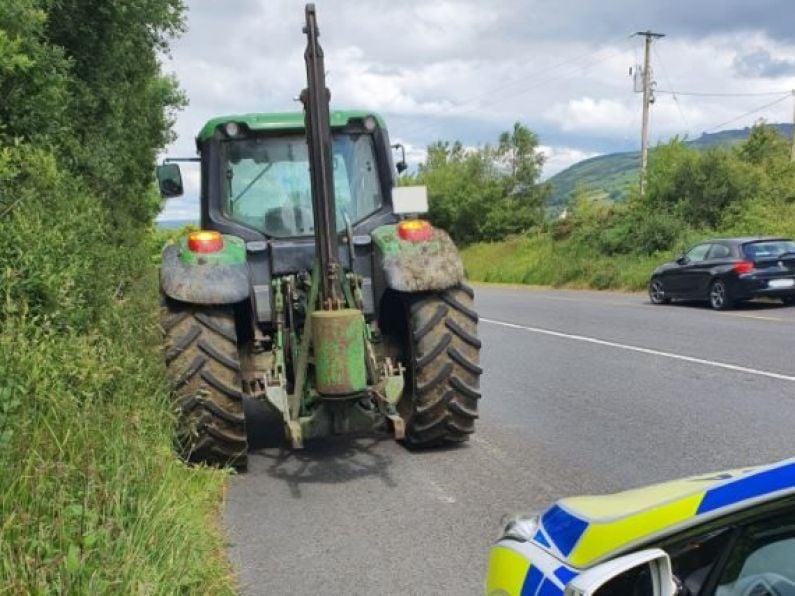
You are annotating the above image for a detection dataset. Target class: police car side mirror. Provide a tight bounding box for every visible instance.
[564,549,676,596]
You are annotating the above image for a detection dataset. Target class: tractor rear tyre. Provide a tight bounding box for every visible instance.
[402,285,482,446]
[161,298,248,469]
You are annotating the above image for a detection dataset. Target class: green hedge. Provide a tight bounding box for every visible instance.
[1,1,235,592]
[0,145,234,594]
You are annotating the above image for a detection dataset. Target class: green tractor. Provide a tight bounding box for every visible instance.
[155,4,481,469]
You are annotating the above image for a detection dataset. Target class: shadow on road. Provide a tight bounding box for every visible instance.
[243,397,284,450]
[249,435,398,498]
[242,396,472,498]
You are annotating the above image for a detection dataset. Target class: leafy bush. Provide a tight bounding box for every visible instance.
[0,1,234,592]
[406,123,549,245]
[462,122,795,291]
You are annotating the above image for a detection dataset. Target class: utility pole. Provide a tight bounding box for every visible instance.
[636,30,665,196]
[790,89,795,162]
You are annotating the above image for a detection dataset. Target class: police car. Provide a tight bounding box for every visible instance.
[485,459,795,595]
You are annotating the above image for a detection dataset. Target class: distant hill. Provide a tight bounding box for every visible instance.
[156,218,197,230]
[546,123,793,210]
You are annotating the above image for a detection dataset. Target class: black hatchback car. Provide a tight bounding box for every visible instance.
[649,237,795,310]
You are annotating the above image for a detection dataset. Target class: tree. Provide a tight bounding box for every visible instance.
[411,122,549,244]
[44,0,186,227]
[497,122,544,190]
[484,123,548,239]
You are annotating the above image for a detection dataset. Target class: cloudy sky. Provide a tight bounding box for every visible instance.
[159,0,795,221]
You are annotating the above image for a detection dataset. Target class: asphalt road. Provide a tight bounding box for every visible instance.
[223,285,795,595]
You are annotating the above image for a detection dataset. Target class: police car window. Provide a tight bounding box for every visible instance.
[715,512,795,596]
[667,529,733,595]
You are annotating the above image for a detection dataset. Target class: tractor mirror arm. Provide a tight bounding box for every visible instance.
[164,157,200,163]
[391,143,407,174]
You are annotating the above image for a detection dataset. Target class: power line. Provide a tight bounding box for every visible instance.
[419,33,635,116]
[656,89,790,97]
[652,44,690,135]
[457,45,631,116]
[391,32,635,117]
[705,94,791,132]
[394,38,634,141]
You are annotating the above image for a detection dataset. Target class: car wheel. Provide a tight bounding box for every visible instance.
[648,279,670,304]
[782,296,795,306]
[709,278,733,310]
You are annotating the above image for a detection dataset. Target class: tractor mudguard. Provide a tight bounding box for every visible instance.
[160,234,250,305]
[371,224,464,293]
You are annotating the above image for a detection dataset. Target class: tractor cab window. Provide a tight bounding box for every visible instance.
[222,133,383,237]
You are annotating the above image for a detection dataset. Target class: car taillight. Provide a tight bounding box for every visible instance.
[733,261,754,274]
[397,219,433,242]
[187,230,224,253]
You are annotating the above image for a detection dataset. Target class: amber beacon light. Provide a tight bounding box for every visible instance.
[397,219,432,242]
[187,230,224,253]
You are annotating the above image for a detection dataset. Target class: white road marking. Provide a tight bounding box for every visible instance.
[482,317,795,383]
[428,479,456,504]
[720,312,784,322]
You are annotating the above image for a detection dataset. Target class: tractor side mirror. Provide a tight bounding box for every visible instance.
[156,163,184,199]
[392,185,428,215]
[564,549,676,596]
[391,143,408,175]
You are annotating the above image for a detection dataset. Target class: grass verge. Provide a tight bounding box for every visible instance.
[0,269,235,594]
[462,234,662,291]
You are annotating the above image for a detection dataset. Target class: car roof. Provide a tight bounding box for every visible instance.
[699,237,791,245]
[533,458,795,569]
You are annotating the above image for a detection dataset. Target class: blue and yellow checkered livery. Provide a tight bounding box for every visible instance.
[486,458,795,596]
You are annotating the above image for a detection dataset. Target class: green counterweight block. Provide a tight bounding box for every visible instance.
[311,309,367,396]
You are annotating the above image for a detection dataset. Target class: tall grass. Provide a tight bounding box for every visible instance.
[462,234,663,291]
[0,152,234,593]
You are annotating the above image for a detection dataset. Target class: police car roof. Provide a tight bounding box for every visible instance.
[534,458,795,569]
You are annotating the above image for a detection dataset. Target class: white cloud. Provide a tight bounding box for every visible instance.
[544,97,636,134]
[538,145,602,179]
[158,1,795,221]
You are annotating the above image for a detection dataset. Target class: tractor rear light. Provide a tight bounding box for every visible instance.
[187,230,224,253]
[397,219,432,242]
[733,261,754,274]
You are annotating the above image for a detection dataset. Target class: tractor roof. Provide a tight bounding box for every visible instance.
[196,110,386,142]
[533,458,795,569]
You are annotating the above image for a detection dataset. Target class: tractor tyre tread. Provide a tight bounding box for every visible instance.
[161,298,247,469]
[404,286,481,447]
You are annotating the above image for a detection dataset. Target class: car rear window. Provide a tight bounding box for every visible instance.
[743,240,795,260]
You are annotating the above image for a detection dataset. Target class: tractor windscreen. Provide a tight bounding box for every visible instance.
[222,133,383,237]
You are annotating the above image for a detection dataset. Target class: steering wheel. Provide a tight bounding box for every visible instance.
[738,573,795,596]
